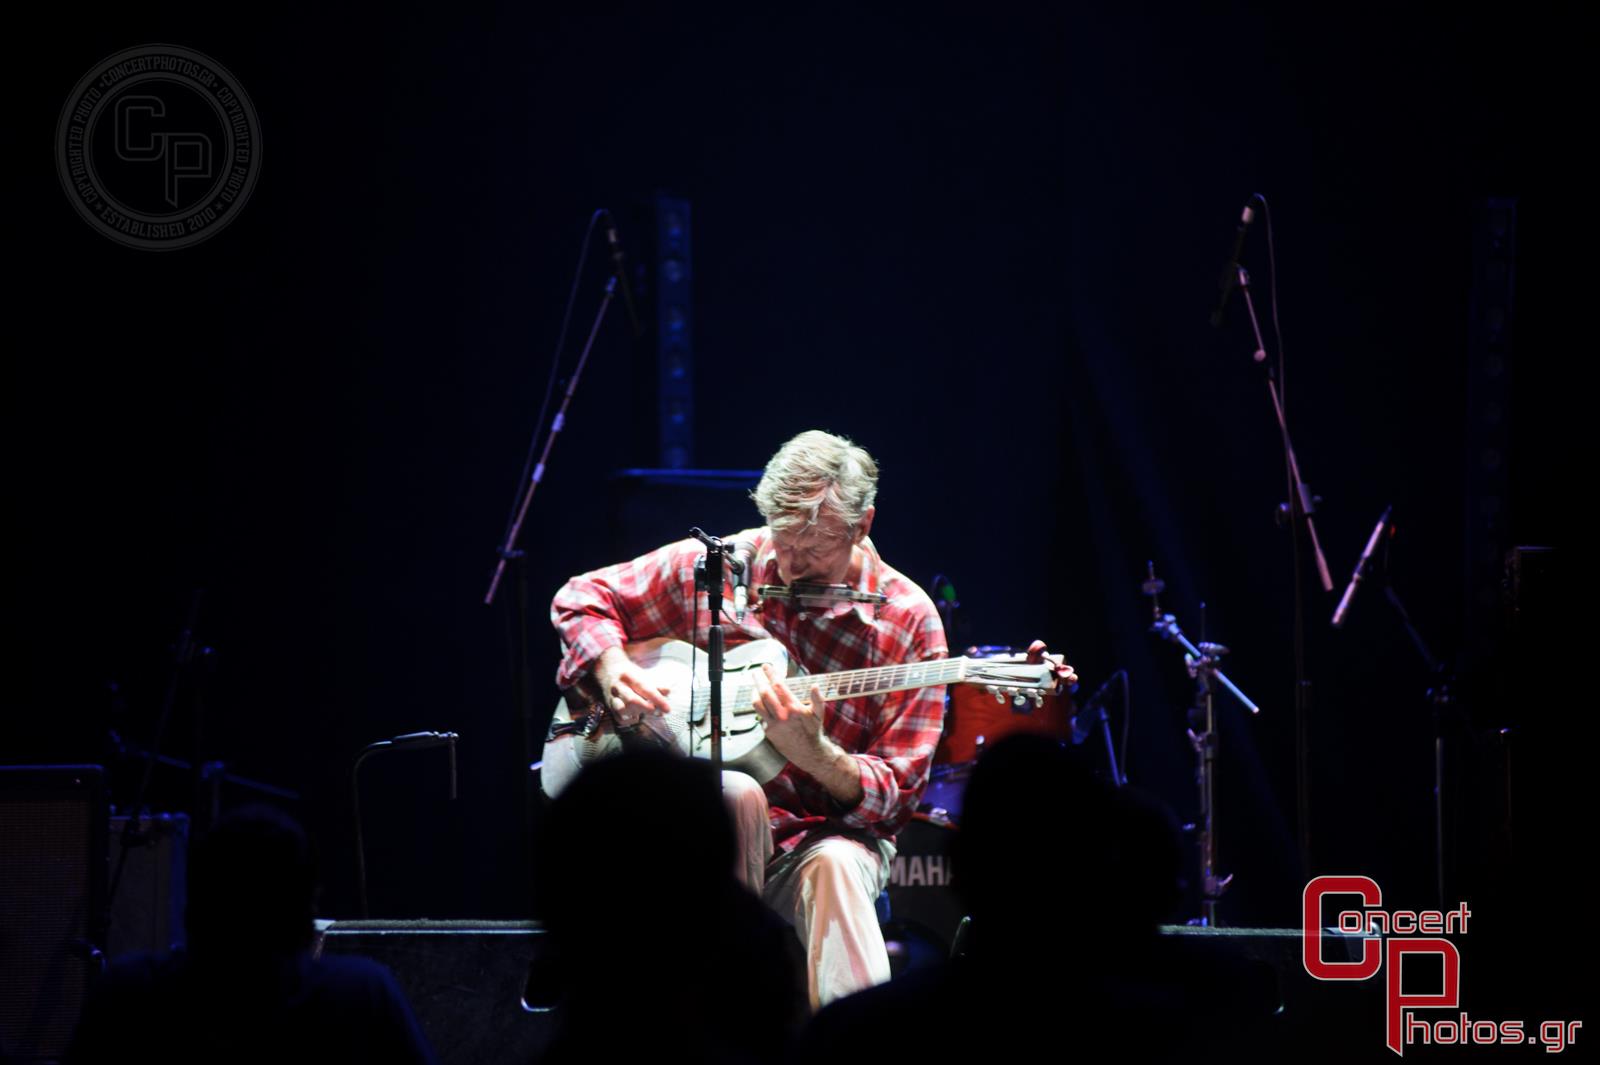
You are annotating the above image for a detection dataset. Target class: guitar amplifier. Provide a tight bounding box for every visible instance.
[0,765,106,1062]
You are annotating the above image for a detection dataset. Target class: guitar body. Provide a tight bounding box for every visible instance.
[539,638,794,799]
[538,637,1058,801]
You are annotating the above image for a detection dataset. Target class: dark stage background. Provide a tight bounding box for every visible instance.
[5,3,1579,931]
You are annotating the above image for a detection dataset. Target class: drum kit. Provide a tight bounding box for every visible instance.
[886,645,1077,961]
[922,645,1076,822]
[889,566,1263,955]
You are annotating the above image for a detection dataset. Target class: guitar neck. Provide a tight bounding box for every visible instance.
[689,657,970,715]
[782,658,970,702]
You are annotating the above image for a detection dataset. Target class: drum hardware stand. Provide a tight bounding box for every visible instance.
[1143,563,1261,926]
[103,593,301,954]
[109,588,205,945]
[103,594,297,958]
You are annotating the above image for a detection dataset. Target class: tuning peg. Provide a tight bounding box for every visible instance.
[986,685,1005,704]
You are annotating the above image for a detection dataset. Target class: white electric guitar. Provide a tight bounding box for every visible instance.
[538,637,1058,799]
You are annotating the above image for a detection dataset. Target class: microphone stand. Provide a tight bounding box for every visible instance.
[690,528,730,773]
[351,731,459,918]
[483,272,619,898]
[485,273,618,605]
[1348,529,1455,908]
[1073,671,1128,787]
[1237,265,1332,882]
[1383,585,1454,911]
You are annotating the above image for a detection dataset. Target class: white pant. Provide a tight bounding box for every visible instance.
[722,771,893,1009]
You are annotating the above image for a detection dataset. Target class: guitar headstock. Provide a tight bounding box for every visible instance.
[961,658,1060,706]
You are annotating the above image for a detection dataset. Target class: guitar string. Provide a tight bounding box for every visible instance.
[675,599,1040,737]
[685,657,978,716]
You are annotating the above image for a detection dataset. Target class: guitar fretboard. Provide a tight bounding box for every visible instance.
[689,657,971,716]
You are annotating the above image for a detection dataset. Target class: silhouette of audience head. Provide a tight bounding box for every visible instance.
[186,803,317,961]
[954,734,1182,952]
[70,805,439,1065]
[800,736,1279,1064]
[533,751,801,1064]
[535,749,735,931]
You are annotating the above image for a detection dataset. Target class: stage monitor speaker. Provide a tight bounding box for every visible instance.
[314,919,557,1065]
[0,765,106,1062]
[1157,926,1382,1056]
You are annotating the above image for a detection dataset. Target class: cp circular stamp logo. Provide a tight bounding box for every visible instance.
[56,44,262,251]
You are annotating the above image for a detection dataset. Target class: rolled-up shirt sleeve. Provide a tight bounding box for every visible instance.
[549,539,699,690]
[839,685,946,830]
[838,608,948,830]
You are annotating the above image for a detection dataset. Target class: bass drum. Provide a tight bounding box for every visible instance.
[934,645,1074,766]
[919,760,970,823]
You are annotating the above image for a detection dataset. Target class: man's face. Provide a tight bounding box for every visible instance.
[770,511,864,585]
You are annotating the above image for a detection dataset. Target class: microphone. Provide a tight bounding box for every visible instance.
[602,210,644,339]
[374,732,458,799]
[727,541,755,622]
[389,730,458,749]
[1331,506,1393,629]
[1210,194,1260,328]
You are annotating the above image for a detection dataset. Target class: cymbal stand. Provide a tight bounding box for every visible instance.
[1144,563,1261,925]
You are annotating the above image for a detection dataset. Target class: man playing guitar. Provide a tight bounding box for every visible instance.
[550,429,1070,1008]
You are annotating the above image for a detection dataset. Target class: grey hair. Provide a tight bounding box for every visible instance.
[752,430,879,532]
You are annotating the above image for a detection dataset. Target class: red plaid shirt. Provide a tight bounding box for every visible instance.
[551,527,948,850]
